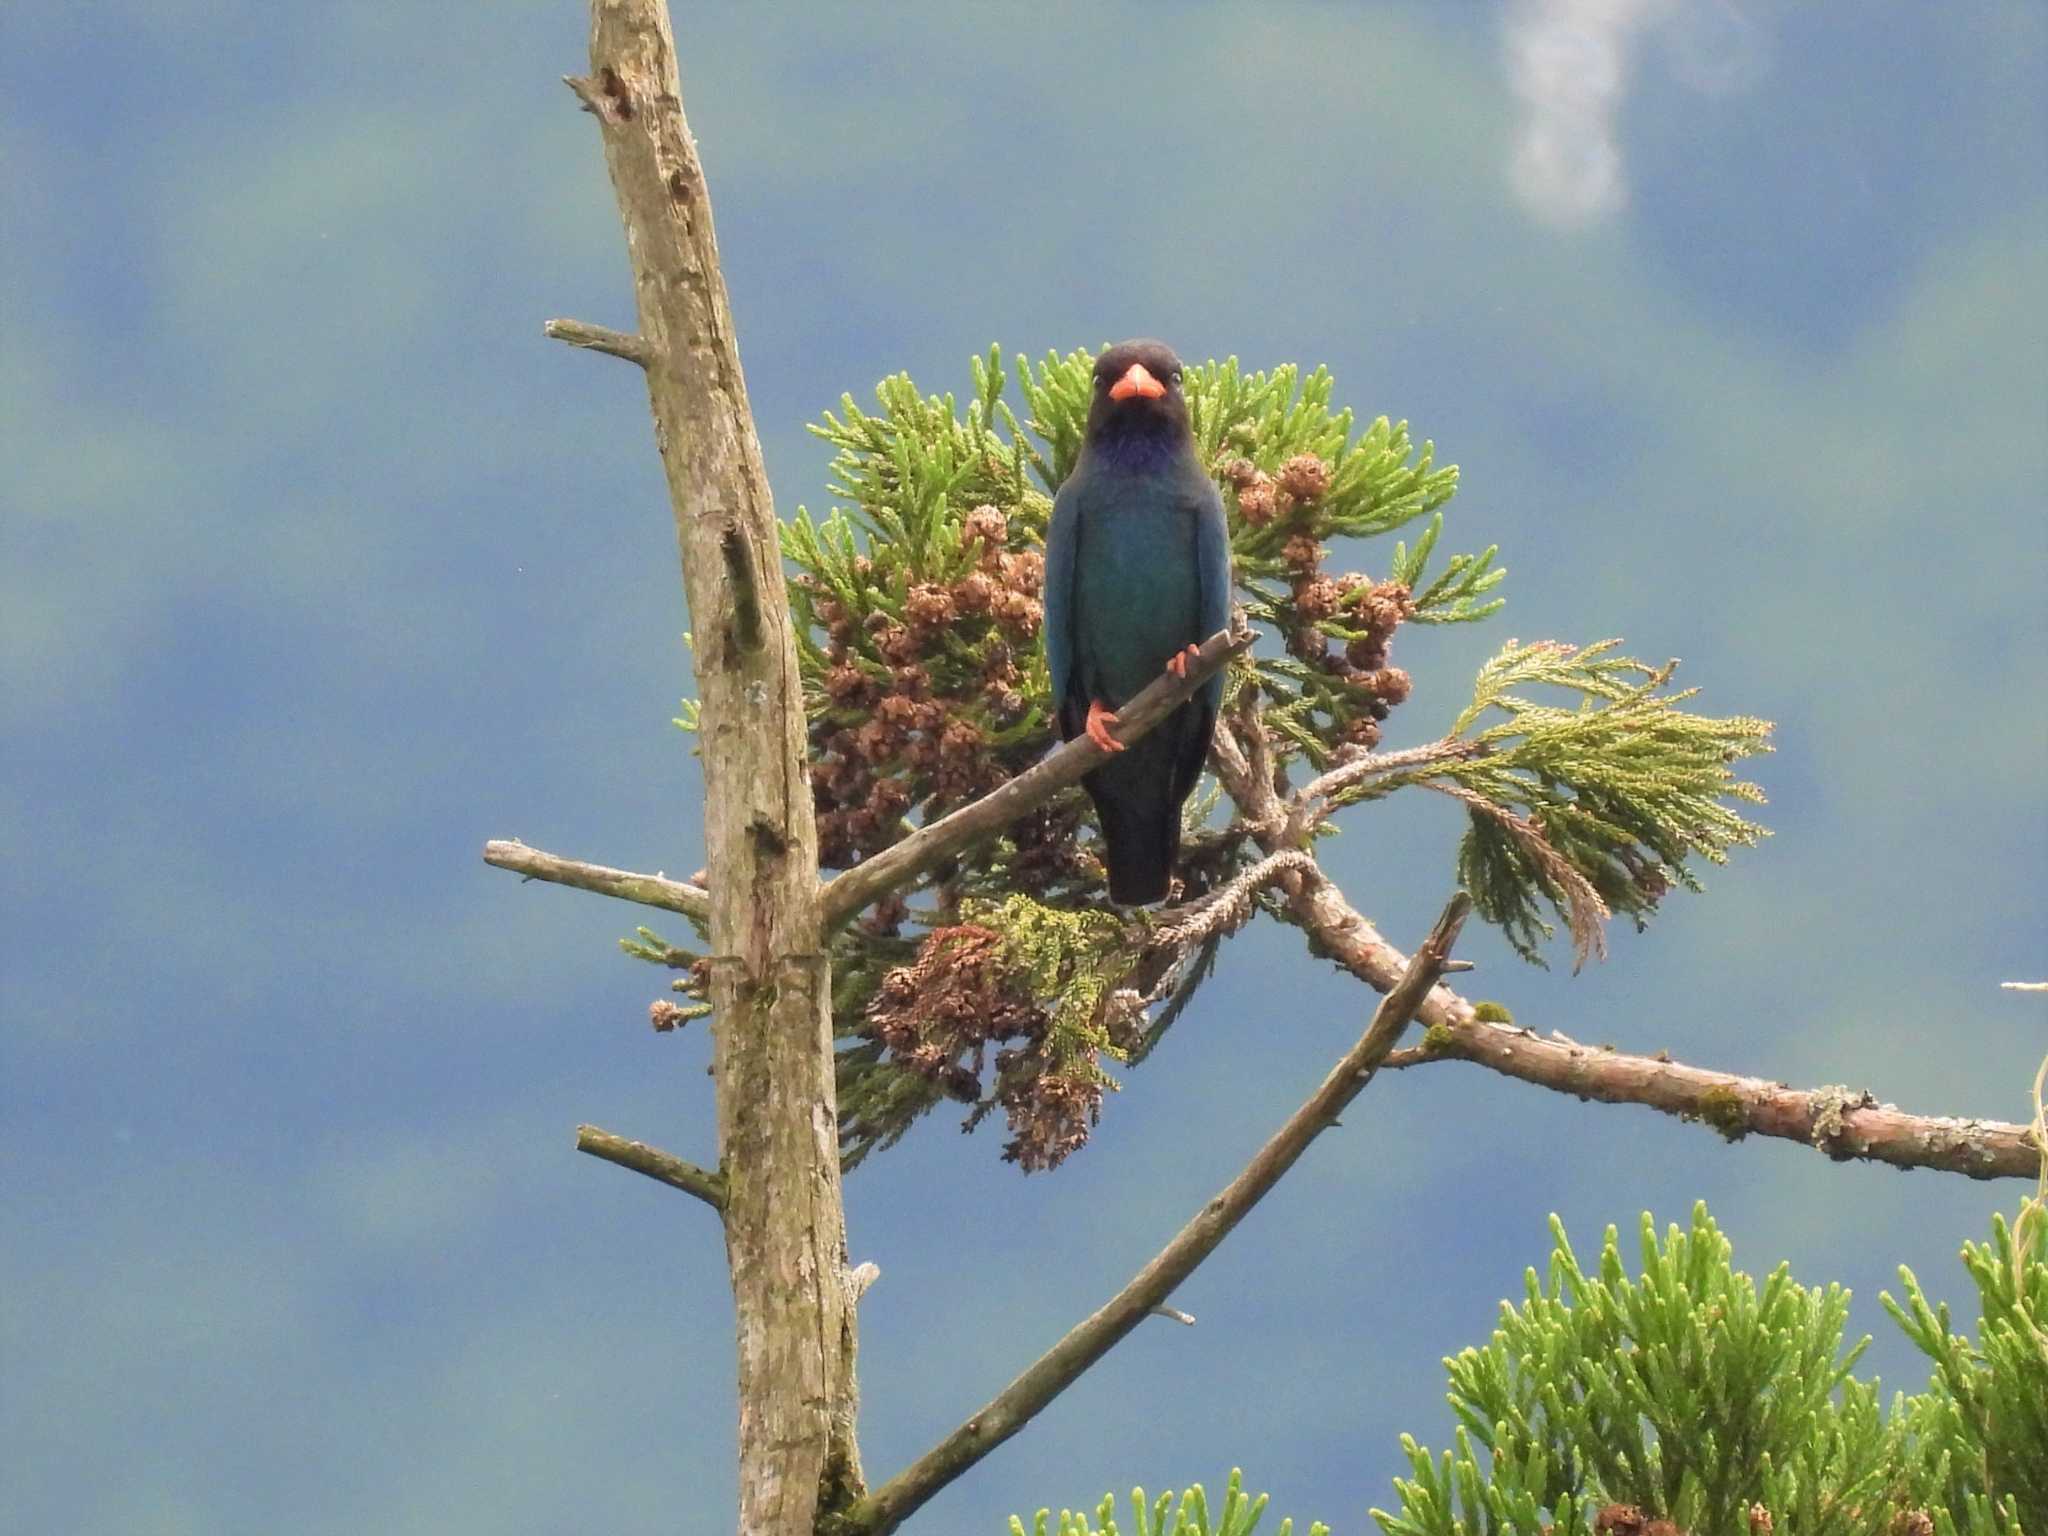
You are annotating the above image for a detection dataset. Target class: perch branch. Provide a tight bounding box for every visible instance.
[843,896,1470,1535]
[817,624,1252,928]
[482,838,710,922]
[576,1123,726,1211]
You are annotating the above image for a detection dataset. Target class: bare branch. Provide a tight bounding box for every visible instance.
[1268,854,2038,1181]
[1288,736,1489,840]
[576,1123,726,1211]
[1212,704,1286,835]
[1296,737,1487,806]
[1148,849,1319,952]
[543,316,650,365]
[843,897,1470,1535]
[1377,1027,2040,1180]
[817,624,1253,927]
[482,838,710,922]
[1210,720,2040,1180]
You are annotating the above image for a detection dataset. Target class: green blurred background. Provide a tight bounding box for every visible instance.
[4,3,2043,1531]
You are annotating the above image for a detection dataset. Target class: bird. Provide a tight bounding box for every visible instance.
[1044,339,1232,904]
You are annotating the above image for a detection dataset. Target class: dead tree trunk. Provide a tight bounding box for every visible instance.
[564,4,861,1528]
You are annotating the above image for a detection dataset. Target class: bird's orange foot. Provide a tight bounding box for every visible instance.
[1165,643,1203,679]
[1084,699,1125,752]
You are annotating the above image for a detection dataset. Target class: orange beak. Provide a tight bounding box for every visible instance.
[1108,362,1166,401]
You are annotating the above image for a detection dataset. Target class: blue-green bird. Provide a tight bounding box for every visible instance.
[1044,340,1232,904]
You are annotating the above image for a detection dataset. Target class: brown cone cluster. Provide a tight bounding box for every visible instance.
[1223,452,1417,752]
[1220,451,1334,529]
[1593,1506,1683,1536]
[865,922,1104,1171]
[1315,572,1415,749]
[798,504,1068,878]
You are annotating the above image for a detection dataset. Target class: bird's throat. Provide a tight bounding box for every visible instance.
[1085,413,1191,474]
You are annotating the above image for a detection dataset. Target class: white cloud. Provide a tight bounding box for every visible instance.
[1503,0,1769,228]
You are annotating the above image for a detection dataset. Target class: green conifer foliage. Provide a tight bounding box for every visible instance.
[1885,1213,2048,1532]
[1010,1467,1328,1536]
[1440,641,1770,968]
[1369,1205,2039,1536]
[1005,1209,2044,1534]
[649,348,1775,1168]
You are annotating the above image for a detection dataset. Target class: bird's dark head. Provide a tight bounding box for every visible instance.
[1084,339,1192,459]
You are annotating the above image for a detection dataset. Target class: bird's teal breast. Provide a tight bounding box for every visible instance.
[1071,485,1203,706]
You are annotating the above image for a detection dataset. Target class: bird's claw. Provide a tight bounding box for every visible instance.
[1085,699,1125,752]
[1165,643,1202,679]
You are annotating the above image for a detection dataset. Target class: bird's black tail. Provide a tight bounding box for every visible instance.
[1087,775,1180,906]
[1096,794,1178,904]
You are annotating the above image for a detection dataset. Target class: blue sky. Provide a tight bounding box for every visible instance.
[4,3,2044,1532]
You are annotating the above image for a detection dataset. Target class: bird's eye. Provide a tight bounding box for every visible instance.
[1170,369,1183,386]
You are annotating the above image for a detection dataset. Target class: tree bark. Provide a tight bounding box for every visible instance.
[567,3,859,1528]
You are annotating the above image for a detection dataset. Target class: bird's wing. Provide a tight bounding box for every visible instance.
[1043,476,1084,739]
[1172,473,1232,807]
[1193,474,1232,647]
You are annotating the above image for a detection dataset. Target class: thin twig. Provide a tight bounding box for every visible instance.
[1288,736,1489,841]
[1295,737,1488,806]
[842,896,1470,1535]
[818,624,1253,927]
[543,316,651,365]
[576,1124,726,1211]
[482,838,710,922]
